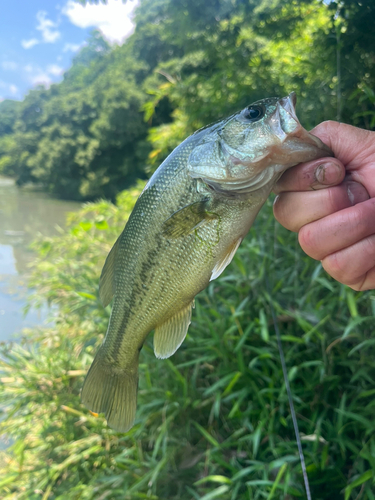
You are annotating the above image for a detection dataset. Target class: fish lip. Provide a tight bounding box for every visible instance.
[269,104,288,142]
[279,92,298,119]
[276,92,334,158]
[269,93,300,142]
[275,93,300,138]
[289,91,297,107]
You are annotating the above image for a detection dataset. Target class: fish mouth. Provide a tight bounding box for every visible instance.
[188,92,334,196]
[273,92,334,160]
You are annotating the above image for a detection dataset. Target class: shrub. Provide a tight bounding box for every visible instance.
[1,186,374,499]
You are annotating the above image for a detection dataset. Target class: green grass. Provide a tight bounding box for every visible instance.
[1,184,375,499]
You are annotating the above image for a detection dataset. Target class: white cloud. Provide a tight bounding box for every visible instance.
[24,64,64,87]
[30,72,53,87]
[63,42,82,53]
[2,61,18,71]
[21,11,60,49]
[0,81,19,98]
[47,64,63,76]
[63,0,138,44]
[21,38,39,49]
[36,11,61,43]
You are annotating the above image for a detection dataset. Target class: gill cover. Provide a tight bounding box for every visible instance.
[187,93,332,194]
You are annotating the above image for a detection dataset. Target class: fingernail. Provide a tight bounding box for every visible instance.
[346,181,370,205]
[315,162,342,185]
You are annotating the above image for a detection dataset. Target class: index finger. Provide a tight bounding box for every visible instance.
[310,121,375,169]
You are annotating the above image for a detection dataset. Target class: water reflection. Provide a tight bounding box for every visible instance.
[0,177,80,341]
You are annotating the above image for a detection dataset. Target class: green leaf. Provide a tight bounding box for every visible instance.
[76,291,97,300]
[193,422,220,448]
[198,485,230,500]
[95,220,109,230]
[345,470,373,500]
[0,474,19,488]
[195,475,232,486]
[346,289,358,318]
[222,371,242,396]
[259,308,269,342]
[80,221,93,231]
[267,463,287,500]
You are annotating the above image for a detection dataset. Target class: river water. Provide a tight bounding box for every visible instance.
[0,177,80,342]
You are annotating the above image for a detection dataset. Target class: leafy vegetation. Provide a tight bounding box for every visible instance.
[1,0,375,498]
[1,189,375,499]
[1,0,375,200]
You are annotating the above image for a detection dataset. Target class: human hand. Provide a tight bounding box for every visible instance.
[273,121,375,291]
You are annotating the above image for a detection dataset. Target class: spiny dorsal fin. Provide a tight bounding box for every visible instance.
[99,234,121,307]
[210,237,242,281]
[153,301,194,359]
[161,199,217,238]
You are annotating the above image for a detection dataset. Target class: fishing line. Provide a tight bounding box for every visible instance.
[266,290,311,500]
[265,277,312,500]
[266,215,312,498]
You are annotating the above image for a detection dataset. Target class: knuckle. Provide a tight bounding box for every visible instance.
[322,252,347,280]
[350,204,368,228]
[349,282,364,292]
[313,120,338,136]
[298,225,319,257]
[320,120,336,129]
[323,235,375,288]
[298,224,315,255]
[362,236,375,263]
[352,201,375,228]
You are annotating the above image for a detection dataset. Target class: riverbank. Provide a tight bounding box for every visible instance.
[0,176,80,342]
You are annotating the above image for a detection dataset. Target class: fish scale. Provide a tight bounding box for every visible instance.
[81,93,333,432]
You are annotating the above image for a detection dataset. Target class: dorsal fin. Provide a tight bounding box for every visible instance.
[99,235,121,307]
[153,301,194,359]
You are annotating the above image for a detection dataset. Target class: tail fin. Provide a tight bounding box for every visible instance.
[81,348,139,433]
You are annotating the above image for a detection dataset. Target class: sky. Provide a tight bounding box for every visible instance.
[0,0,138,101]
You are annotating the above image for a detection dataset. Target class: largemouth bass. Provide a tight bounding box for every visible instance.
[81,93,332,432]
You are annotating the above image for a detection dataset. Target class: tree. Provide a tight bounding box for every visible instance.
[0,0,373,199]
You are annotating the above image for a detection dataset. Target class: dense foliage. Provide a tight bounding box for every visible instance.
[1,188,375,499]
[1,0,375,498]
[0,0,375,200]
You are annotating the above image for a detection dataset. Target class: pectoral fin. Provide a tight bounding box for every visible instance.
[161,199,218,238]
[99,234,121,307]
[153,301,194,359]
[210,238,242,281]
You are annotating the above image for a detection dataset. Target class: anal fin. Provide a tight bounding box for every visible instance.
[153,301,194,359]
[210,238,242,281]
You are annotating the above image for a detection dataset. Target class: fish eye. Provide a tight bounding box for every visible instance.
[242,105,264,122]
